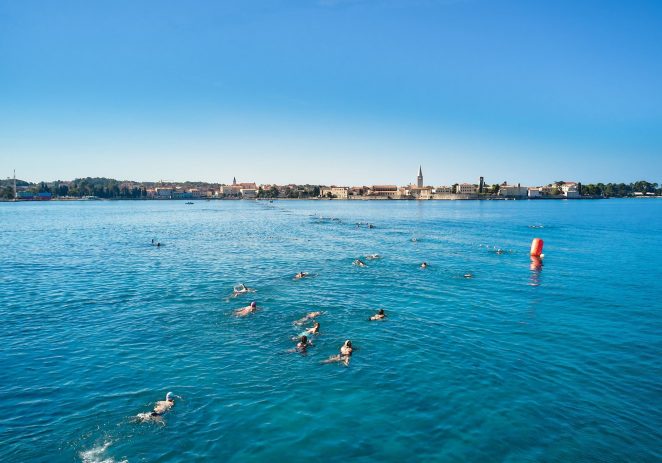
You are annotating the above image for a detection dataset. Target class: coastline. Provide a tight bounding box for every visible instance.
[0,196,631,203]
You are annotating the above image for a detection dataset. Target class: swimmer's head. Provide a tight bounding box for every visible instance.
[166,392,174,401]
[250,302,256,308]
[313,322,320,327]
[344,340,352,348]
[301,335,308,343]
[378,309,384,315]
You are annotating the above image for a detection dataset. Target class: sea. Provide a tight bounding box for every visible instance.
[0,199,660,462]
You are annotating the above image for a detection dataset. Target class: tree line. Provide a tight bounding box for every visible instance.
[0,177,147,199]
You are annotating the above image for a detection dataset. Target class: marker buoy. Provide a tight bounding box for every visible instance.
[530,238,544,257]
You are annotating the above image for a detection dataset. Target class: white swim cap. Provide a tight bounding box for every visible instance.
[166,392,173,400]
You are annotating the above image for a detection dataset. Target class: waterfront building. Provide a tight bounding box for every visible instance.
[349,186,368,197]
[172,189,193,200]
[408,186,433,199]
[320,187,350,199]
[434,186,453,194]
[498,184,528,198]
[369,185,401,199]
[240,188,258,199]
[155,187,174,199]
[330,187,349,199]
[562,182,580,198]
[528,188,541,198]
[455,183,477,194]
[220,179,257,197]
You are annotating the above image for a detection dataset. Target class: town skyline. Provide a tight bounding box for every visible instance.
[4,165,659,201]
[6,165,660,188]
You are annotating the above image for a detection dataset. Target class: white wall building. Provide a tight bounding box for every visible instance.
[320,187,349,199]
[455,183,477,194]
[330,187,349,199]
[562,183,580,198]
[240,188,258,199]
[499,185,528,198]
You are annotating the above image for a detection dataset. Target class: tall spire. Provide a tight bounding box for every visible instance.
[417,165,423,188]
[418,165,423,177]
[233,176,237,185]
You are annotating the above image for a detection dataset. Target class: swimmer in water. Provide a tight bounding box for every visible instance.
[369,309,386,321]
[231,283,255,297]
[294,272,309,280]
[305,321,320,335]
[234,301,257,317]
[323,340,353,365]
[353,259,367,267]
[365,254,381,260]
[294,311,323,325]
[156,242,161,247]
[464,273,474,279]
[137,392,180,422]
[297,335,312,351]
[420,262,428,269]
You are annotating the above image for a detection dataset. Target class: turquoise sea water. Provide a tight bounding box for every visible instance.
[1,199,660,462]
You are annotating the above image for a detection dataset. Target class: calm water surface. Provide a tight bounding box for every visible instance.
[0,199,660,462]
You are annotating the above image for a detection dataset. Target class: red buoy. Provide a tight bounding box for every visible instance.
[530,238,544,257]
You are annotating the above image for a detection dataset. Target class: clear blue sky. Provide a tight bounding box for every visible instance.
[1,0,660,186]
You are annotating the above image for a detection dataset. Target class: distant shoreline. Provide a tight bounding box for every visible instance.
[5,196,657,203]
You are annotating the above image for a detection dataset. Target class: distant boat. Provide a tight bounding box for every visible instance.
[185,201,194,205]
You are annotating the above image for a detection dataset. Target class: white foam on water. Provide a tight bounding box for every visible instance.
[79,441,128,463]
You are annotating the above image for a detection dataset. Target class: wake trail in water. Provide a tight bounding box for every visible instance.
[79,441,127,463]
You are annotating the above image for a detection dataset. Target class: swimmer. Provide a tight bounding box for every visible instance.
[495,249,504,254]
[294,272,309,280]
[156,242,161,247]
[322,340,353,365]
[411,237,418,242]
[464,273,474,279]
[294,311,323,325]
[368,223,375,229]
[369,309,386,321]
[365,254,381,260]
[231,283,255,297]
[305,321,321,335]
[136,392,180,422]
[234,301,257,317]
[297,335,312,351]
[353,259,367,267]
[151,238,154,245]
[420,262,428,269]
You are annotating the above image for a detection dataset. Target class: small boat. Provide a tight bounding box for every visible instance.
[185,201,194,205]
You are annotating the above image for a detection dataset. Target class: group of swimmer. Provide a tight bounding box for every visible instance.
[232,274,388,366]
[137,226,541,426]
